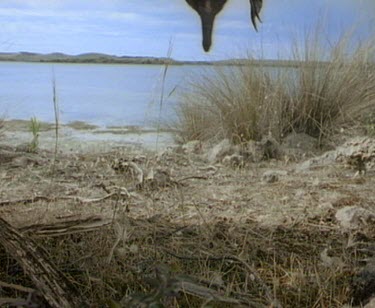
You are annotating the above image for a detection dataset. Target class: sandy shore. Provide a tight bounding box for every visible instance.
[0,119,175,153]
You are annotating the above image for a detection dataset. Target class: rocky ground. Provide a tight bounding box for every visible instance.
[0,122,374,307]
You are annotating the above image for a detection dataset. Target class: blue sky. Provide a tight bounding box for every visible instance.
[0,0,374,60]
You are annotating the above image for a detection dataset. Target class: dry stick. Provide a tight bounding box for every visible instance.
[0,217,86,307]
[20,216,111,237]
[0,297,30,306]
[162,249,282,308]
[230,256,283,308]
[155,39,174,151]
[0,280,34,293]
[51,68,59,174]
[0,195,51,206]
[0,192,128,207]
[152,256,265,307]
[176,175,209,182]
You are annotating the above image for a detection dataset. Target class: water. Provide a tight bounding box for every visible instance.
[0,62,203,128]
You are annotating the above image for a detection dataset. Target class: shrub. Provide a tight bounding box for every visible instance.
[173,29,375,144]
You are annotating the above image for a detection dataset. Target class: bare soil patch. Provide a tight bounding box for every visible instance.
[0,132,374,307]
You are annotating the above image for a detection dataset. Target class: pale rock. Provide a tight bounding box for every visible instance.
[335,206,375,229]
[262,170,287,183]
[365,297,375,308]
[317,202,334,212]
[206,139,232,163]
[222,154,244,167]
[260,135,283,160]
[181,140,202,154]
[283,132,318,151]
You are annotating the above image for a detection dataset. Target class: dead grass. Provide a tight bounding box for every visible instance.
[1,145,374,307]
[0,117,4,138]
[1,215,371,307]
[173,29,375,145]
[0,110,6,138]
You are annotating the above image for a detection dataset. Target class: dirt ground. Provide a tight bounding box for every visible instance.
[1,122,375,307]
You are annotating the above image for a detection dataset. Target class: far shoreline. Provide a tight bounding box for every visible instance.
[0,51,328,68]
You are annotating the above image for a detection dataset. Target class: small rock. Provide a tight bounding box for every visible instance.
[283,132,318,152]
[132,155,147,164]
[365,297,375,308]
[262,170,287,183]
[336,137,375,172]
[335,206,375,229]
[144,168,172,189]
[320,248,344,269]
[260,135,282,160]
[181,140,202,154]
[244,140,263,162]
[317,202,334,212]
[295,137,375,173]
[352,260,375,306]
[15,143,33,153]
[295,151,338,172]
[206,139,232,163]
[222,154,244,167]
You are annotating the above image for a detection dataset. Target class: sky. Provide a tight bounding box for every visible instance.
[0,0,374,61]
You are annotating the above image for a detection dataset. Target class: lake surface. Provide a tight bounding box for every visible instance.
[0,62,205,128]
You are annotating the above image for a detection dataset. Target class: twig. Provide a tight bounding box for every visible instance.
[176,175,208,182]
[0,196,50,206]
[162,249,282,308]
[0,217,86,307]
[162,248,239,262]
[20,216,111,237]
[0,192,129,207]
[0,281,34,293]
[155,39,174,151]
[230,256,282,308]
[51,68,59,174]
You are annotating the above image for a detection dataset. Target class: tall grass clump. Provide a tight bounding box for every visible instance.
[174,64,282,144]
[0,116,4,138]
[29,116,40,152]
[173,28,375,144]
[284,30,375,140]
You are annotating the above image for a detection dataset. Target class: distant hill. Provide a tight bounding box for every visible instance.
[0,51,332,67]
[0,52,192,65]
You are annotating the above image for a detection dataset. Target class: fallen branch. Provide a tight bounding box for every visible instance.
[163,249,282,308]
[0,195,50,207]
[124,264,264,308]
[230,256,282,308]
[0,291,45,307]
[20,216,112,237]
[176,175,209,182]
[0,217,87,307]
[0,191,129,207]
[0,280,34,293]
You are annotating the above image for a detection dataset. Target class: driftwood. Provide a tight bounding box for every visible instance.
[0,217,87,307]
[20,215,112,237]
[163,250,282,308]
[123,264,264,308]
[0,192,129,207]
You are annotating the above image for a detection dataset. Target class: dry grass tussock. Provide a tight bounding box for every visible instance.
[2,214,373,307]
[0,117,4,137]
[173,30,375,144]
